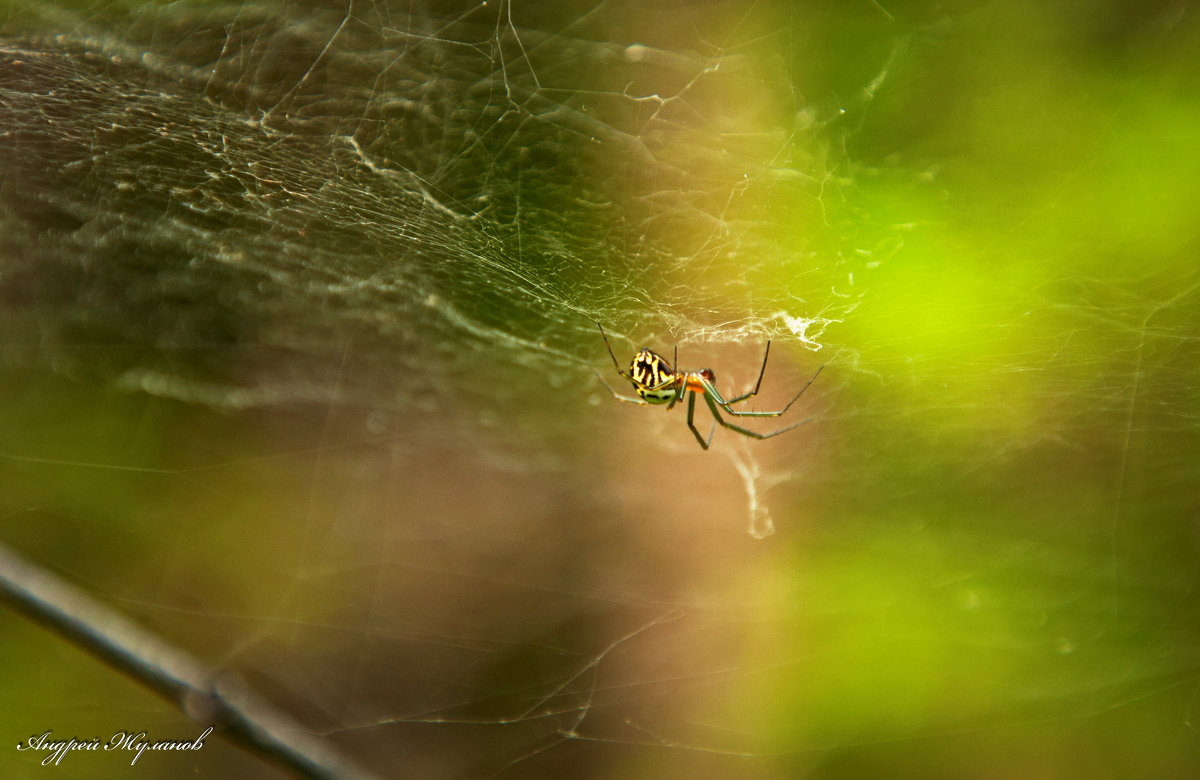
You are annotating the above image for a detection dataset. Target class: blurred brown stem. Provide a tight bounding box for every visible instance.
[0,541,374,780]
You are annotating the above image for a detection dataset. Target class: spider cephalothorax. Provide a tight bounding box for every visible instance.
[596,323,822,450]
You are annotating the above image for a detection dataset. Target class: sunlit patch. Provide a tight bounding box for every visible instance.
[777,312,839,350]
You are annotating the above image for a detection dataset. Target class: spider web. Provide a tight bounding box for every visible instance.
[2,1,1199,778]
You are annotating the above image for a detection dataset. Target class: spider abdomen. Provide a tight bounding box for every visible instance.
[637,385,678,404]
[630,348,677,404]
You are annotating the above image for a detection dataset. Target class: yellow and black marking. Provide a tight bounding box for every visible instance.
[630,348,678,404]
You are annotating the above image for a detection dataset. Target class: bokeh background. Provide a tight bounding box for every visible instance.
[2,0,1198,777]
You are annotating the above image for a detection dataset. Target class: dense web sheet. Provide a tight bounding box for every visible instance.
[0,0,850,390]
[3,1,1200,778]
[0,0,856,534]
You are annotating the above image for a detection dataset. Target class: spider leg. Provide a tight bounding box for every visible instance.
[703,392,814,440]
[772,364,824,414]
[686,390,716,449]
[666,379,686,410]
[596,322,637,382]
[592,370,649,405]
[723,340,772,404]
[703,364,824,417]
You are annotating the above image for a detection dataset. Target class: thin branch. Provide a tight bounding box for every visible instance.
[0,541,376,780]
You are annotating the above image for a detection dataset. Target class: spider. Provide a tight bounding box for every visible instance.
[595,323,823,450]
